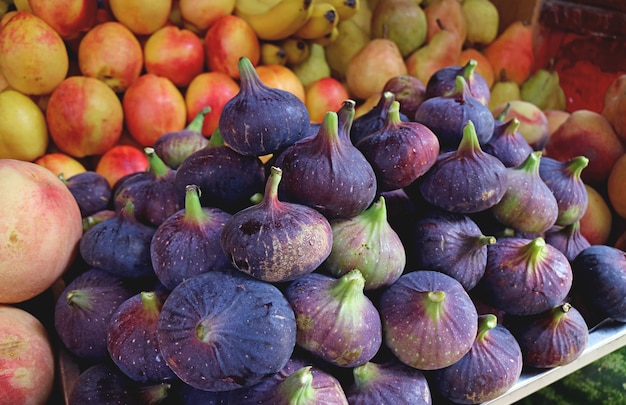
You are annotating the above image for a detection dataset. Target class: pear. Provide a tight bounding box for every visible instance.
[346,38,408,101]
[489,70,521,112]
[352,0,374,37]
[520,63,566,111]
[424,0,467,44]
[291,43,331,88]
[325,18,371,81]
[371,0,428,57]
[461,0,499,46]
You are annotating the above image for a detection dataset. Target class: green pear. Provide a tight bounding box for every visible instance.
[291,43,331,88]
[461,0,499,46]
[371,0,428,57]
[489,71,521,112]
[520,66,566,111]
[325,18,371,81]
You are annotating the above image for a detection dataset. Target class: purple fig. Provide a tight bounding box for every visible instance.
[82,209,116,232]
[151,184,232,290]
[157,268,296,391]
[62,170,112,217]
[491,151,559,234]
[285,269,382,368]
[275,105,377,220]
[483,117,533,168]
[220,166,332,283]
[345,360,432,405]
[419,120,508,214]
[175,383,230,404]
[425,58,491,106]
[355,100,440,191]
[54,268,135,362]
[107,290,177,383]
[430,314,523,404]
[544,220,591,262]
[153,106,210,169]
[415,75,494,151]
[350,91,410,146]
[382,74,427,119]
[218,56,310,156]
[379,270,478,370]
[478,237,573,316]
[411,210,496,290]
[539,155,589,226]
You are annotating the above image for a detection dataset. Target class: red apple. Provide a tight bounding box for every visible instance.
[78,21,143,93]
[143,25,205,88]
[0,305,55,404]
[95,144,149,187]
[305,77,350,123]
[204,14,260,79]
[179,0,235,33]
[579,184,613,246]
[0,160,82,303]
[544,109,625,186]
[0,11,69,95]
[108,0,172,35]
[46,76,124,158]
[29,0,98,40]
[35,153,87,178]
[185,72,240,136]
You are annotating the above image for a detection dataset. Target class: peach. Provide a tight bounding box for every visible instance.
[185,72,240,137]
[29,0,98,40]
[35,153,87,178]
[95,145,149,187]
[0,160,82,303]
[544,109,570,136]
[179,0,236,33]
[579,184,612,246]
[491,100,550,151]
[0,305,55,404]
[305,77,350,124]
[256,64,306,104]
[608,153,626,219]
[0,89,48,161]
[601,73,626,144]
[0,11,69,95]
[108,0,171,35]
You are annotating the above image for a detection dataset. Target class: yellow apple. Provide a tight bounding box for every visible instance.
[0,90,48,161]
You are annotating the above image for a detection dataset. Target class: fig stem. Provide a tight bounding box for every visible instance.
[352,362,380,389]
[565,156,589,180]
[522,237,548,270]
[515,150,542,175]
[186,106,211,132]
[183,184,209,224]
[337,99,356,142]
[505,117,521,135]
[456,120,482,156]
[330,269,366,308]
[477,314,498,340]
[461,59,478,80]
[385,101,402,127]
[478,235,497,246]
[496,102,512,121]
[265,166,283,203]
[280,366,315,402]
[144,147,170,178]
[359,195,388,234]
[238,56,262,93]
[66,289,90,309]
[140,291,162,318]
[425,290,446,321]
[120,198,137,221]
[207,127,225,147]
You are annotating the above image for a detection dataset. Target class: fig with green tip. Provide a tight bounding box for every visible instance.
[483,117,533,168]
[425,58,491,106]
[539,155,589,226]
[544,220,590,262]
[350,91,409,145]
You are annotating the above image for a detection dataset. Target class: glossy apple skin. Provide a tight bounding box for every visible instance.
[29,0,98,40]
[306,77,350,123]
[0,160,82,304]
[95,145,149,187]
[0,305,55,405]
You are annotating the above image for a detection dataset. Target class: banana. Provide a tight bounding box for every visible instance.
[281,37,311,65]
[236,0,315,41]
[311,25,340,46]
[234,0,284,16]
[520,67,566,111]
[260,41,288,65]
[294,2,339,40]
[326,0,360,21]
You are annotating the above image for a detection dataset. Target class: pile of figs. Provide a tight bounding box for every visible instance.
[55,57,626,405]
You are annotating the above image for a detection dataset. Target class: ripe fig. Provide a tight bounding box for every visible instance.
[355,100,440,191]
[482,116,533,168]
[414,75,494,151]
[218,56,310,157]
[323,196,406,290]
[54,268,135,362]
[571,245,626,322]
[379,270,478,370]
[80,199,156,279]
[174,383,230,404]
[411,210,496,291]
[419,120,507,214]
[544,220,591,262]
[539,155,589,227]
[430,314,523,404]
[157,268,296,391]
[220,166,332,283]
[275,106,377,220]
[113,147,183,227]
[382,74,427,119]
[285,269,382,368]
[62,170,112,217]
[425,58,491,106]
[173,131,266,214]
[345,360,432,405]
[509,303,589,368]
[153,106,210,169]
[491,151,559,234]
[350,91,410,146]
[478,237,573,316]
[150,184,232,290]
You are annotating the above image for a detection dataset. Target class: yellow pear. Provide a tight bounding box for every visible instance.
[325,18,371,81]
[461,0,499,46]
[489,71,521,112]
[291,43,331,88]
[371,0,428,57]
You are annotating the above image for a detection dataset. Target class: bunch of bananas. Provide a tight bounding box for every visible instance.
[235,0,359,43]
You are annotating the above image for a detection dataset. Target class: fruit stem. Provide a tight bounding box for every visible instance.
[264,166,283,204]
[145,147,170,178]
[280,366,316,403]
[331,269,366,305]
[522,237,548,270]
[385,101,403,127]
[453,75,469,102]
[140,291,163,319]
[120,198,137,221]
[186,106,211,132]
[565,156,589,180]
[352,362,380,390]
[496,102,512,121]
[425,290,446,321]
[462,59,478,80]
[477,314,498,341]
[320,111,341,153]
[183,184,209,224]
[337,99,356,143]
[58,172,68,185]
[456,120,482,157]
[515,150,542,175]
[238,56,262,93]
[207,127,225,147]
[478,235,497,246]
[552,302,572,324]
[505,117,521,135]
[66,289,90,309]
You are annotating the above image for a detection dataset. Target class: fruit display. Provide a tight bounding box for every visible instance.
[2,1,626,404]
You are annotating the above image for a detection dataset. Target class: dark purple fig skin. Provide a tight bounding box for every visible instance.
[218,56,310,157]
[345,360,432,405]
[220,166,332,283]
[82,209,116,233]
[275,109,377,220]
[419,120,508,214]
[174,383,231,405]
[227,358,349,405]
[80,199,156,279]
[571,245,626,322]
[355,100,440,191]
[491,151,559,234]
[509,303,589,369]
[411,210,496,291]
[478,237,573,316]
[414,76,494,151]
[156,268,297,392]
[425,59,491,106]
[63,171,112,217]
[379,270,478,370]
[483,117,533,168]
[538,155,589,227]
[151,184,232,290]
[174,138,266,214]
[114,147,183,227]
[285,270,383,368]
[107,290,177,383]
[431,314,523,404]
[350,91,410,146]
[68,363,171,405]
[54,268,136,362]
[382,74,427,120]
[544,220,591,262]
